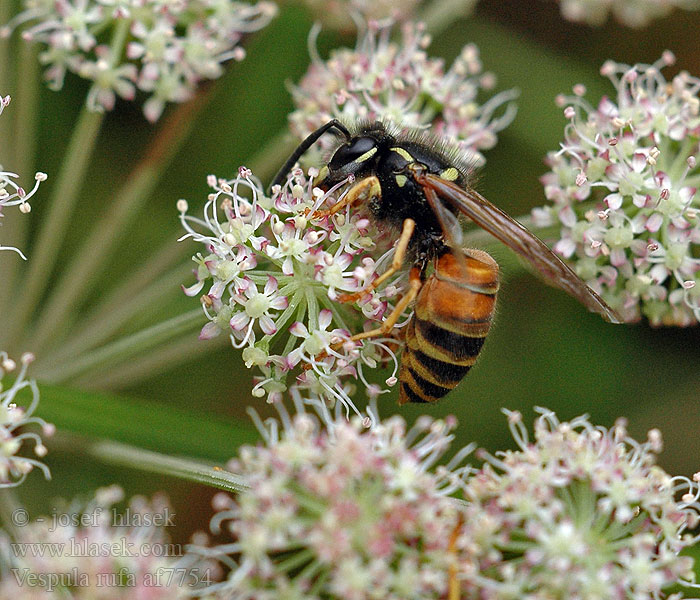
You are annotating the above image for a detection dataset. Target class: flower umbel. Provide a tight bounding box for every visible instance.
[3,0,277,121]
[534,53,700,325]
[192,403,472,599]
[0,352,53,487]
[289,20,517,167]
[179,167,411,416]
[458,407,700,599]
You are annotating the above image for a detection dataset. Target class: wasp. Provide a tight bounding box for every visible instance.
[271,120,620,405]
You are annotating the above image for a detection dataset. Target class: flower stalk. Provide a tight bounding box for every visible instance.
[33,259,193,380]
[73,437,249,494]
[419,0,479,35]
[5,106,104,348]
[36,309,203,384]
[27,85,215,355]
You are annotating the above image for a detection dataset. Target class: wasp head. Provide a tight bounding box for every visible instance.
[316,122,391,189]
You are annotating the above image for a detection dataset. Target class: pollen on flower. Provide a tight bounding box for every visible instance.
[289,19,517,167]
[179,166,409,416]
[190,401,473,599]
[456,407,700,599]
[0,351,53,487]
[534,54,700,326]
[3,0,277,121]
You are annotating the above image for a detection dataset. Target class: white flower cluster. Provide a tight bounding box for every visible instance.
[2,0,277,121]
[0,352,53,487]
[179,167,408,418]
[534,53,700,325]
[195,405,700,599]
[459,407,700,599]
[193,404,471,599]
[289,20,517,167]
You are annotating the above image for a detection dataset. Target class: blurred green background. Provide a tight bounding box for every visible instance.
[1,0,699,545]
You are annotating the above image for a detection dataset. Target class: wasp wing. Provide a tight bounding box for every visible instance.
[417,173,622,324]
[421,179,475,277]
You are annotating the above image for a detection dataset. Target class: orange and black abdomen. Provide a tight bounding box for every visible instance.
[398,249,499,404]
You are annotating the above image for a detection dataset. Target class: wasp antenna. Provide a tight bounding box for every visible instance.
[269,119,352,192]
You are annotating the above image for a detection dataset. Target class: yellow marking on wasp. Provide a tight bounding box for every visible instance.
[316,165,329,183]
[395,174,408,187]
[390,147,414,162]
[440,167,459,181]
[355,147,378,163]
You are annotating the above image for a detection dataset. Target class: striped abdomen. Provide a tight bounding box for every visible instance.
[398,249,499,404]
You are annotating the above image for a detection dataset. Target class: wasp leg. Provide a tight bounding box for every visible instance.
[344,266,422,342]
[337,217,415,304]
[312,175,381,219]
[302,268,421,371]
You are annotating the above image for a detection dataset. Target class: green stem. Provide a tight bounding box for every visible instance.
[34,266,187,379]
[70,437,248,494]
[77,332,228,391]
[34,248,190,375]
[36,382,259,460]
[0,1,14,129]
[276,548,315,574]
[0,42,40,323]
[37,126,294,369]
[106,15,130,68]
[6,15,133,349]
[39,309,203,383]
[305,286,320,331]
[5,107,104,348]
[666,137,696,183]
[420,0,477,36]
[28,87,215,355]
[11,43,39,179]
[0,488,24,542]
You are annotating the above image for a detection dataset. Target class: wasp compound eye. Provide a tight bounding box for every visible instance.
[329,137,378,172]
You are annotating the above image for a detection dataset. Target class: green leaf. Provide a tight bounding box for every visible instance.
[35,382,260,462]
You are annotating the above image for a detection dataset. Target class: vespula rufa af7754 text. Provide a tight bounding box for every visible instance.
[271,120,621,405]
